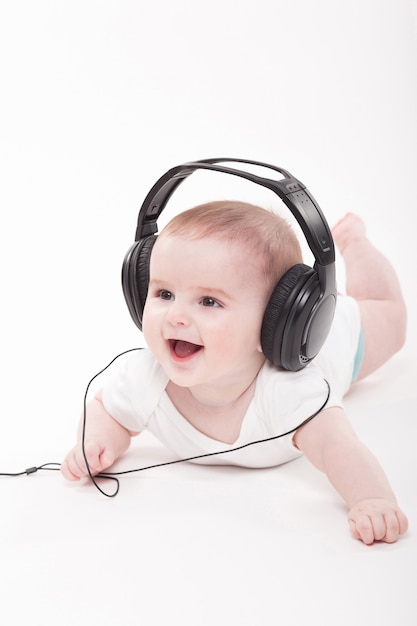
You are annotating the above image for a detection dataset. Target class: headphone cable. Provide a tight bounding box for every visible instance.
[1,348,330,497]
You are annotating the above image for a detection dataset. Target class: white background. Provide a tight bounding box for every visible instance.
[0,1,416,625]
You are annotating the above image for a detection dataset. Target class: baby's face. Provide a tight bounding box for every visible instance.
[142,234,270,391]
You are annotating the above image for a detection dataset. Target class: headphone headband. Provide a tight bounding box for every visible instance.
[135,158,335,268]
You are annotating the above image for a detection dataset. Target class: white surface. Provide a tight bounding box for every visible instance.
[0,2,416,625]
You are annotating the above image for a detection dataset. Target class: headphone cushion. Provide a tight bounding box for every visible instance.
[261,263,315,367]
[122,236,156,330]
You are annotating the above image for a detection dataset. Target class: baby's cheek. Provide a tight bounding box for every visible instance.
[141,308,155,345]
[141,301,155,332]
[214,332,247,358]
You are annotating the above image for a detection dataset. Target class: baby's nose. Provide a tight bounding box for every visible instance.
[165,301,191,327]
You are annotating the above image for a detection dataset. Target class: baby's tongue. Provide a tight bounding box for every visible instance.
[174,340,200,358]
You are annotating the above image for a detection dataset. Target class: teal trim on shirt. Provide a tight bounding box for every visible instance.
[352,329,365,381]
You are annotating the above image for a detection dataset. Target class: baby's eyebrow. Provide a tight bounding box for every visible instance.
[195,286,231,300]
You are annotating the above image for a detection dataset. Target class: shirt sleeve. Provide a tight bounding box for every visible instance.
[257,363,336,440]
[101,349,168,432]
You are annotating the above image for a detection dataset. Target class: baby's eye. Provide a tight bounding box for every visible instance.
[201,297,220,307]
[159,290,174,301]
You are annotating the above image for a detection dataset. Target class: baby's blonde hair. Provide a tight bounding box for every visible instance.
[159,200,302,289]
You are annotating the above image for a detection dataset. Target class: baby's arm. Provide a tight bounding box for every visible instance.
[61,391,138,481]
[293,407,408,544]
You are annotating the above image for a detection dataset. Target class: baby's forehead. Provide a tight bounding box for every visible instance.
[153,232,268,284]
[156,230,257,252]
[155,232,264,270]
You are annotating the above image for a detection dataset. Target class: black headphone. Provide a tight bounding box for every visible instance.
[122,158,336,371]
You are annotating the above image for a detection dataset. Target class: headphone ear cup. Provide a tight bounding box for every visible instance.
[261,264,318,370]
[122,236,157,331]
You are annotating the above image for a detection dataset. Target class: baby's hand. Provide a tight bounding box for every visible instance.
[348,499,408,545]
[61,439,116,481]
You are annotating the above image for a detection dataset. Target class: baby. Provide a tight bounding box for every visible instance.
[61,201,409,545]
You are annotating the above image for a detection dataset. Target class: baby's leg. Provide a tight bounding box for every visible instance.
[332,213,407,381]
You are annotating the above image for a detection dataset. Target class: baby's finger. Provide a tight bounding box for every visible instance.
[61,448,93,480]
[348,513,375,545]
[382,510,405,544]
[398,510,409,536]
[60,454,81,481]
[369,512,387,542]
[73,441,103,476]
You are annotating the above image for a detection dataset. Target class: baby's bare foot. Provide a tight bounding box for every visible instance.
[332,212,367,253]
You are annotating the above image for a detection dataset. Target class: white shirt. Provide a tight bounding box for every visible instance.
[101,296,360,468]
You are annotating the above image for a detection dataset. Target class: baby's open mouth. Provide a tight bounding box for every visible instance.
[169,339,203,359]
